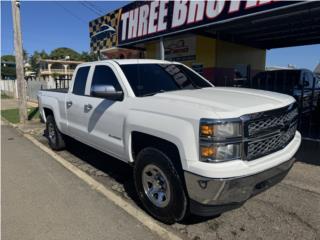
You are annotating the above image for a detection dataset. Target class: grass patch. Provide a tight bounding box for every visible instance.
[1,92,13,99]
[1,107,40,124]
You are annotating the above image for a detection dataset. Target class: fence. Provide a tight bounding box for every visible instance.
[1,77,71,102]
[0,80,18,98]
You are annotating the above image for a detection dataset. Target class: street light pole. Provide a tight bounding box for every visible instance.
[11,0,27,124]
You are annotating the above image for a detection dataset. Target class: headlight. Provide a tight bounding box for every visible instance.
[200,121,241,139]
[200,119,242,162]
[200,143,241,162]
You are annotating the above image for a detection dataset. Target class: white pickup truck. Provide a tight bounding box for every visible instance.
[38,59,301,224]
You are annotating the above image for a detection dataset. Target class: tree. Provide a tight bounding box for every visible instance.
[1,55,16,63]
[50,47,81,61]
[80,51,98,62]
[23,49,28,62]
[1,55,16,79]
[39,50,49,59]
[30,51,40,74]
[29,50,49,74]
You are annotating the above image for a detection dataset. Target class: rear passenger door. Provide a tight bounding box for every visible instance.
[66,65,92,141]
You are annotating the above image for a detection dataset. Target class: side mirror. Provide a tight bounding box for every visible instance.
[303,80,309,87]
[91,85,124,101]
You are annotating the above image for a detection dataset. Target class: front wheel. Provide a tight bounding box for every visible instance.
[46,115,66,151]
[133,147,188,224]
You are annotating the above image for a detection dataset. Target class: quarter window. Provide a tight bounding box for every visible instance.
[72,66,90,95]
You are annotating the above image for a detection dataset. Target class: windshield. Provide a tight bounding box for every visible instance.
[119,63,212,97]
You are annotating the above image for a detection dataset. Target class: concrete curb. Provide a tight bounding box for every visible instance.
[2,119,184,240]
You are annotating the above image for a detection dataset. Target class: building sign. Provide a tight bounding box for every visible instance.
[90,0,297,52]
[164,36,196,61]
[89,9,122,52]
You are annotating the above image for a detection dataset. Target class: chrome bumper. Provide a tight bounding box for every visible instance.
[184,158,295,206]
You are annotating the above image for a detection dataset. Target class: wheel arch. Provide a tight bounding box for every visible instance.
[42,106,63,131]
[130,131,184,175]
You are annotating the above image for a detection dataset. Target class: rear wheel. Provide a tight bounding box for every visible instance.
[46,115,66,150]
[134,147,188,224]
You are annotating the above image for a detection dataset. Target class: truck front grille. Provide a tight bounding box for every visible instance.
[246,123,297,160]
[248,108,298,137]
[243,104,298,161]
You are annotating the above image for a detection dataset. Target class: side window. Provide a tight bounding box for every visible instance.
[72,66,90,95]
[91,65,122,94]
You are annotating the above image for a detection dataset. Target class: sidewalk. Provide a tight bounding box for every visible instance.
[1,123,158,240]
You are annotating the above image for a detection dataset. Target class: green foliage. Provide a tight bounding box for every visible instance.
[1,55,16,62]
[50,47,82,61]
[51,72,59,80]
[29,50,49,73]
[0,107,40,124]
[1,92,13,99]
[1,55,16,79]
[80,51,98,62]
[23,49,28,61]
[48,48,97,62]
[3,48,97,77]
[1,66,16,79]
[39,50,49,59]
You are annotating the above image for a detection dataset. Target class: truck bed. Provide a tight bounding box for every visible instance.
[41,88,69,93]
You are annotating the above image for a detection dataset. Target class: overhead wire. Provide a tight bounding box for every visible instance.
[54,2,87,24]
[84,1,105,15]
[80,2,102,16]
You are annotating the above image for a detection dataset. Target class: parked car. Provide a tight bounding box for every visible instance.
[38,60,301,224]
[252,69,320,114]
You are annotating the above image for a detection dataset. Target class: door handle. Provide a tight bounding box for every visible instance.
[84,104,93,112]
[66,101,72,108]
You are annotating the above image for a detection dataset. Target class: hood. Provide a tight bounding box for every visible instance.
[151,87,295,118]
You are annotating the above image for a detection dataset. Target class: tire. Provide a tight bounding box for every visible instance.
[46,115,66,150]
[134,147,188,224]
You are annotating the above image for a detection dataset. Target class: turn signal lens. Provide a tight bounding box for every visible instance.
[200,143,241,162]
[201,146,216,158]
[200,125,214,137]
[200,121,241,139]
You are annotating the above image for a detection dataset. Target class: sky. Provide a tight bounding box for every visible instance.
[1,1,128,55]
[1,1,319,71]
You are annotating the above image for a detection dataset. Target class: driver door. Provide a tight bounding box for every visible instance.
[82,63,126,159]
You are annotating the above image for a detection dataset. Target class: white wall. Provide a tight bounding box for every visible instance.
[1,78,58,101]
[0,80,18,98]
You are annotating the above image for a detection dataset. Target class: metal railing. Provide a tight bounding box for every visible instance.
[40,69,75,74]
[54,77,71,89]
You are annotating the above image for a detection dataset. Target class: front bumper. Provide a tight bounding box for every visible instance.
[184,157,295,216]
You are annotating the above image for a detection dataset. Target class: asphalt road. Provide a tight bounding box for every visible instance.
[33,129,320,240]
[2,112,320,240]
[1,124,158,240]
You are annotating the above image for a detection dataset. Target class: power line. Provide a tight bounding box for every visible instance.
[54,2,87,24]
[80,2,102,16]
[85,1,105,15]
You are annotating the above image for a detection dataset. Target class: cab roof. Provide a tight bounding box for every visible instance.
[84,59,174,66]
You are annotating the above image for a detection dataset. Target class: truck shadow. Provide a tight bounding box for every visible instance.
[63,137,142,208]
[61,136,220,225]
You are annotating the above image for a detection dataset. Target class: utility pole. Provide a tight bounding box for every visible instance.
[12,0,27,124]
